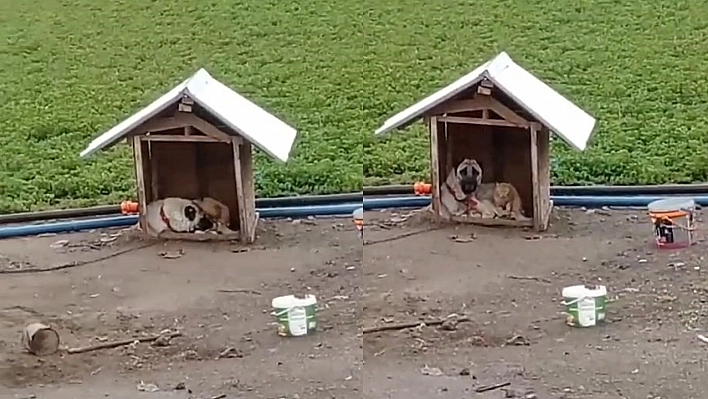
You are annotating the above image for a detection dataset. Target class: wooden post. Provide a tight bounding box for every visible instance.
[132,136,148,234]
[232,138,248,243]
[239,142,258,243]
[429,116,441,221]
[537,127,552,230]
[148,142,159,201]
[529,125,542,231]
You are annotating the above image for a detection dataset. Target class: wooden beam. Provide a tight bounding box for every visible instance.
[136,113,233,142]
[530,125,541,231]
[431,95,531,127]
[431,97,490,115]
[477,86,492,95]
[159,231,240,242]
[131,136,148,235]
[148,142,159,201]
[139,135,229,143]
[185,114,232,142]
[136,116,189,134]
[537,127,552,231]
[429,116,441,222]
[232,138,248,243]
[450,215,534,227]
[486,97,529,126]
[437,116,525,128]
[480,79,494,88]
[238,142,258,243]
[542,200,553,232]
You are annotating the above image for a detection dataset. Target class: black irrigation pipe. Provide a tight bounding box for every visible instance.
[2,183,708,225]
[0,193,364,225]
[363,183,708,197]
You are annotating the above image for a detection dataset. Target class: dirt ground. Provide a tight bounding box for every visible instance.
[0,217,362,399]
[364,207,708,399]
[4,206,708,399]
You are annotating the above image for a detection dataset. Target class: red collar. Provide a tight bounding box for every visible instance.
[159,206,173,231]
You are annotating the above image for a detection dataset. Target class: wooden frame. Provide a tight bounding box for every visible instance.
[130,107,259,243]
[426,84,552,231]
[135,112,233,142]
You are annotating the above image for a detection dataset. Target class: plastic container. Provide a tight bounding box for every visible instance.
[271,295,317,337]
[561,285,607,327]
[22,323,60,355]
[648,198,696,249]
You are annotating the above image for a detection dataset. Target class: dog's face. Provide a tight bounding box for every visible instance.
[195,215,214,231]
[456,159,482,195]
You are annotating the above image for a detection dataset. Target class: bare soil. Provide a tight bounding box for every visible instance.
[364,208,708,399]
[0,217,362,399]
[4,207,708,399]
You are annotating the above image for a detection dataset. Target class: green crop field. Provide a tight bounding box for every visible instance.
[1,0,707,212]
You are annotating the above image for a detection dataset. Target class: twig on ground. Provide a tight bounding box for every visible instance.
[0,242,156,274]
[67,331,182,354]
[507,275,552,284]
[363,316,470,334]
[210,394,227,399]
[217,289,262,295]
[364,226,439,246]
[697,334,708,344]
[475,382,510,393]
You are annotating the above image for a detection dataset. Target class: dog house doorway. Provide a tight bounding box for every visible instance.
[137,139,245,232]
[429,86,550,228]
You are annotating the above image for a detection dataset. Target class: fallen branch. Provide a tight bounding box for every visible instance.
[0,242,156,274]
[475,381,510,393]
[364,226,439,246]
[217,288,262,295]
[67,331,182,354]
[363,316,470,334]
[507,275,551,284]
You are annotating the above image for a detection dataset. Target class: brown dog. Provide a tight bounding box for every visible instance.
[193,197,236,234]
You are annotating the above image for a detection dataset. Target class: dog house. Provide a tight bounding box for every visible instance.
[79,68,297,242]
[375,52,596,231]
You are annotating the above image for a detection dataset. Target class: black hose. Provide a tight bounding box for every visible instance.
[363,185,412,196]
[2,183,708,225]
[364,184,708,196]
[0,193,365,225]
[552,184,708,196]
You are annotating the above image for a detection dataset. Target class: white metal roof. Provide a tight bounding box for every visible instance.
[375,52,597,151]
[80,68,298,162]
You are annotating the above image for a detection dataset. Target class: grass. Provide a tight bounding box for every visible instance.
[1,0,708,212]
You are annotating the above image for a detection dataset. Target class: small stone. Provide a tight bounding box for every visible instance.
[459,368,470,376]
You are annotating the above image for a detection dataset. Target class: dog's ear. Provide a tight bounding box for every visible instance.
[445,168,458,186]
[445,168,468,201]
[184,205,197,221]
[468,159,482,184]
[456,159,469,176]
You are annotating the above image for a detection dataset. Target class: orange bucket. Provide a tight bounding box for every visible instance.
[648,198,696,249]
